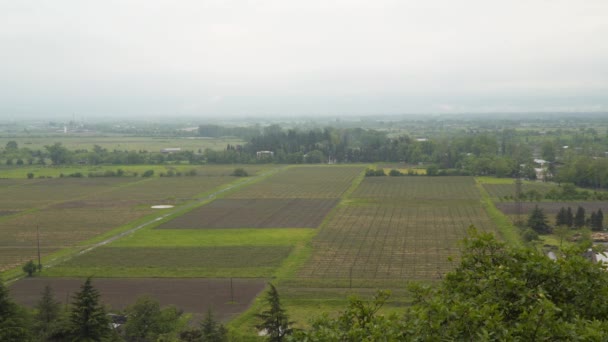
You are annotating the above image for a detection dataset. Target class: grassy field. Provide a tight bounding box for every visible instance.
[0,164,268,179]
[0,135,244,152]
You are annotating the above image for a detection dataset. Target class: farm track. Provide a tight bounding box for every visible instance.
[5,166,286,283]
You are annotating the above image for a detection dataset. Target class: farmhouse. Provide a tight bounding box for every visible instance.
[256,150,274,159]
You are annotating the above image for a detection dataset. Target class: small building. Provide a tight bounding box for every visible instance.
[161,148,181,153]
[256,150,274,159]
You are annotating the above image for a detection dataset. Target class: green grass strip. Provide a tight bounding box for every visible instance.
[475,178,522,247]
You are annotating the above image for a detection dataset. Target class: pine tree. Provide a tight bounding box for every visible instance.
[575,206,586,228]
[68,277,110,341]
[527,205,551,234]
[598,209,604,231]
[256,284,293,342]
[0,280,31,341]
[566,207,574,227]
[590,212,598,230]
[555,207,567,226]
[201,310,228,342]
[35,284,62,337]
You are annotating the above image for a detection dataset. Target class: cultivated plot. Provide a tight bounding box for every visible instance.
[352,176,480,200]
[228,166,364,199]
[0,175,239,272]
[10,277,265,322]
[157,198,339,229]
[46,246,293,277]
[296,177,496,284]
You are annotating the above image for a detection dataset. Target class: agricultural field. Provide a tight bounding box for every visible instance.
[157,198,339,229]
[9,277,266,322]
[0,164,268,179]
[228,165,364,199]
[292,176,496,287]
[46,246,293,278]
[352,176,480,200]
[0,168,253,272]
[0,135,244,152]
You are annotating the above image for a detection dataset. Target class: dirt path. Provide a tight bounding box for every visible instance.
[6,166,285,283]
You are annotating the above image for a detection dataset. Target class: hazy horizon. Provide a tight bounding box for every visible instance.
[2,0,607,118]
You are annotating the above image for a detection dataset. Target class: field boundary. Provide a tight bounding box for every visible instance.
[2,166,285,283]
[475,178,522,247]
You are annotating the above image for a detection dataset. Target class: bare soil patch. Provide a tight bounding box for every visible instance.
[157,198,339,229]
[10,277,266,322]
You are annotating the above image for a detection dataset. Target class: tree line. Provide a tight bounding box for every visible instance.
[0,277,229,341]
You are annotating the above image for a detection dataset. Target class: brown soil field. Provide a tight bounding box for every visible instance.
[9,277,267,322]
[496,202,608,215]
[157,198,339,229]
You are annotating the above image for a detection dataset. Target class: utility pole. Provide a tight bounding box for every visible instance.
[37,225,42,270]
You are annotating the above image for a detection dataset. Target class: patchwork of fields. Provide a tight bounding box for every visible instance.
[4,165,510,333]
[0,166,265,271]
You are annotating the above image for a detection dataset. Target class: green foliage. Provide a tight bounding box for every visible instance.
[142,169,154,177]
[232,167,249,177]
[388,169,403,176]
[124,296,185,341]
[0,280,32,341]
[401,228,608,340]
[364,168,385,177]
[425,164,439,176]
[297,228,608,340]
[256,284,293,341]
[200,310,228,342]
[293,290,401,341]
[575,206,586,228]
[27,172,34,179]
[22,259,38,277]
[34,285,67,340]
[528,205,551,234]
[68,277,111,341]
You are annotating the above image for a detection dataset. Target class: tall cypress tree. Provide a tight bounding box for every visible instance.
[555,207,567,226]
[68,277,110,341]
[575,206,586,228]
[528,205,551,234]
[598,209,604,231]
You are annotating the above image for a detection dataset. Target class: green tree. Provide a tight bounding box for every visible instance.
[566,207,574,227]
[124,296,185,341]
[426,164,439,176]
[68,277,111,341]
[575,206,586,228]
[527,205,551,234]
[0,280,31,341]
[45,142,72,165]
[294,290,401,341]
[256,284,293,342]
[200,310,228,342]
[231,168,249,177]
[34,285,67,340]
[5,140,18,150]
[556,207,567,226]
[22,259,38,277]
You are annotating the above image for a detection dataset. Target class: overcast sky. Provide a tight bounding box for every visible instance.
[1,0,607,118]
